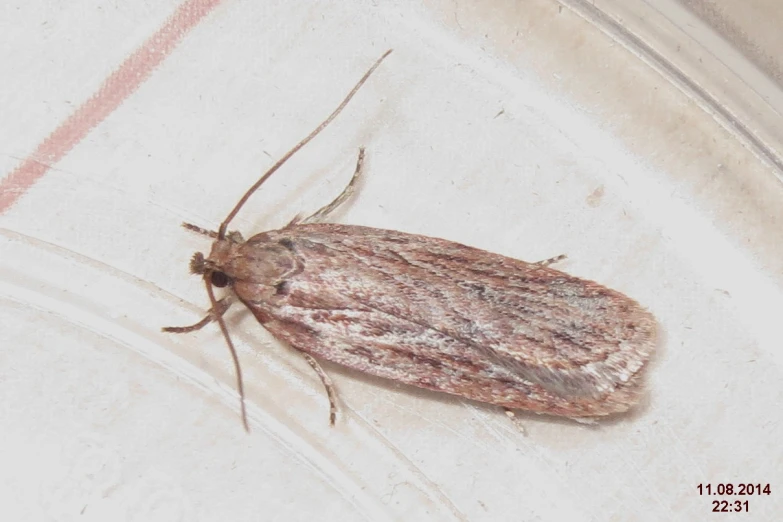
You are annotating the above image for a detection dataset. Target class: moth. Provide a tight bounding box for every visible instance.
[164,50,657,430]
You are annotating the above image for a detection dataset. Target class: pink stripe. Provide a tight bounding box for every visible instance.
[0,0,224,213]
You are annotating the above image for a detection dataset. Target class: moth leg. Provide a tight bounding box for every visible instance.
[301,147,366,224]
[284,213,304,228]
[535,254,567,267]
[569,416,598,425]
[181,223,244,243]
[503,407,527,436]
[162,297,233,333]
[301,353,338,425]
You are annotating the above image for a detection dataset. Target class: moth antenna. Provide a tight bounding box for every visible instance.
[204,277,250,432]
[182,222,218,238]
[217,49,393,239]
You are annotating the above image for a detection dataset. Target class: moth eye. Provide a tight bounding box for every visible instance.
[210,271,231,288]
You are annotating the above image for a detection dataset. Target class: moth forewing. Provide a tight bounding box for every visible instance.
[226,224,656,418]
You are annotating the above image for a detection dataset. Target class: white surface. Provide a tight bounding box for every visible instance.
[1,1,782,520]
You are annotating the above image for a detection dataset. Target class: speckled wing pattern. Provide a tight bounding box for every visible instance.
[235,223,656,417]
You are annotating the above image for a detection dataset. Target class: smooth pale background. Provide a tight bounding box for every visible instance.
[1,1,782,520]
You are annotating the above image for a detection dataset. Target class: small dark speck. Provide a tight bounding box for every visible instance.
[275,281,290,296]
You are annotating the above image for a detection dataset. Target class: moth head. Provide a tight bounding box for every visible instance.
[189,252,232,288]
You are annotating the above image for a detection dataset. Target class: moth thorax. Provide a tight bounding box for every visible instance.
[215,241,298,284]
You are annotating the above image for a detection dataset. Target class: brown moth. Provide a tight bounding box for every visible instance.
[164,49,656,430]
